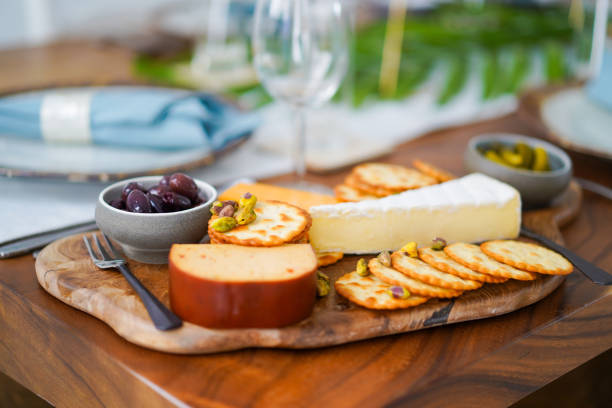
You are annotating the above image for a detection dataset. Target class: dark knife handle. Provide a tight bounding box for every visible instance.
[521,227,612,285]
[117,263,182,330]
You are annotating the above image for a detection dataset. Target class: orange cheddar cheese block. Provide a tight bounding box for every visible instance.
[169,244,317,328]
[219,182,337,210]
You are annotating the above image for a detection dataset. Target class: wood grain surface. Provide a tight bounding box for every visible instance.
[1,43,612,408]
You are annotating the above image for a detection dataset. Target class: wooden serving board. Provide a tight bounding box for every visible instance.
[35,182,581,354]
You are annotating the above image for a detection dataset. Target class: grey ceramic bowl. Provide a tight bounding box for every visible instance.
[95,176,217,264]
[465,133,572,208]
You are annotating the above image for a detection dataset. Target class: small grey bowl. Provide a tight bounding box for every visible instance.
[465,133,572,208]
[95,176,217,264]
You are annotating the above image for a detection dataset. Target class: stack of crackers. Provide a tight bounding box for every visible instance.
[209,200,311,246]
[335,240,573,310]
[334,160,456,202]
[208,199,344,267]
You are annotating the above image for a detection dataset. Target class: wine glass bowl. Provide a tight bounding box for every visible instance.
[252,0,349,182]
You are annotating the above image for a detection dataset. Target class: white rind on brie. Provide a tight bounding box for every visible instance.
[309,173,521,254]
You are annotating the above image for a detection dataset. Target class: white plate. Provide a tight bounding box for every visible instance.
[539,87,612,161]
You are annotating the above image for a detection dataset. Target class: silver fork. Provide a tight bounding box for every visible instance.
[83,233,182,330]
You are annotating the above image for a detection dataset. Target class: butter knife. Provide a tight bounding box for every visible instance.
[520,226,612,285]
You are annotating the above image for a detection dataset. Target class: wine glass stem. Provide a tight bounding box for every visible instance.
[293,107,307,179]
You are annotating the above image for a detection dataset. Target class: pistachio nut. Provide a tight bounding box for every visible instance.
[317,270,330,282]
[210,200,223,215]
[218,204,235,217]
[356,258,369,276]
[210,216,237,232]
[400,241,418,258]
[223,200,238,210]
[431,237,447,251]
[388,286,410,299]
[316,277,330,297]
[377,251,391,267]
[234,207,256,225]
[239,194,257,209]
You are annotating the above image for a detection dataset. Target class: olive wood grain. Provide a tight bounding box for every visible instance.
[33,182,581,354]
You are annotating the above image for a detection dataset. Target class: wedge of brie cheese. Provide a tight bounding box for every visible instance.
[309,173,521,254]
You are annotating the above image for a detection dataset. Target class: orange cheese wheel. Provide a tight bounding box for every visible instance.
[169,244,317,328]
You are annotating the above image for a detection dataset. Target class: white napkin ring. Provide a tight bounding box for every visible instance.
[40,91,93,144]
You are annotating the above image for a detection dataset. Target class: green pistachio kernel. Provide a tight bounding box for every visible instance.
[431,237,447,251]
[400,241,418,258]
[210,216,237,232]
[234,207,256,225]
[317,271,330,282]
[356,258,369,277]
[388,286,410,299]
[234,193,258,225]
[210,200,223,215]
[316,278,330,297]
[238,194,257,209]
[377,251,391,267]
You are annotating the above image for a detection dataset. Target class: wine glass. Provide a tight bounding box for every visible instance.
[252,0,349,189]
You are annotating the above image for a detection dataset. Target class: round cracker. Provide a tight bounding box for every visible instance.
[335,271,429,310]
[481,240,573,275]
[345,174,394,197]
[391,251,482,290]
[334,184,380,202]
[213,230,309,245]
[418,247,507,283]
[412,159,456,182]
[444,243,538,281]
[317,251,344,267]
[352,163,437,193]
[368,258,462,298]
[208,200,311,247]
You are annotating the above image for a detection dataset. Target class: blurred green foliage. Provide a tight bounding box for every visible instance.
[134,3,591,108]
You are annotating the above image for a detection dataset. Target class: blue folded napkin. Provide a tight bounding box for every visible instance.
[0,87,259,150]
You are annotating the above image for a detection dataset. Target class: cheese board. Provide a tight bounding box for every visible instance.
[35,181,581,354]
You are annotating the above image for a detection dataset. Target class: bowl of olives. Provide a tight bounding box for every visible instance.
[95,173,217,264]
[464,133,572,208]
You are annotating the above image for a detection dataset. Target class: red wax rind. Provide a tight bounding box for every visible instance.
[168,244,317,329]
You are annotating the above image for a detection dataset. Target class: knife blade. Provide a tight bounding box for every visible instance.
[0,221,98,259]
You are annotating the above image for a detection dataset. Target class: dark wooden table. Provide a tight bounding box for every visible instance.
[1,42,611,408]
